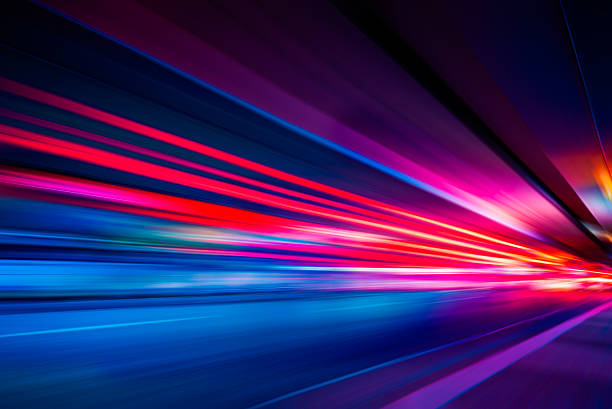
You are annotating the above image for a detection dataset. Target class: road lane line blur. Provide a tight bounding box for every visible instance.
[316,295,486,312]
[318,300,419,312]
[0,315,217,338]
[383,298,612,409]
[247,306,569,409]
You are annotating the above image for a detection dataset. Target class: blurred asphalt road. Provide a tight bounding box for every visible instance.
[0,290,609,409]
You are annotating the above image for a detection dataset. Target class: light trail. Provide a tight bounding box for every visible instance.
[0,78,561,259]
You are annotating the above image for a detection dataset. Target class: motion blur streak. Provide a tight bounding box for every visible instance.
[2,1,612,408]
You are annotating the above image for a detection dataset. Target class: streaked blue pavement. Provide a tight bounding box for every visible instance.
[0,290,606,408]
